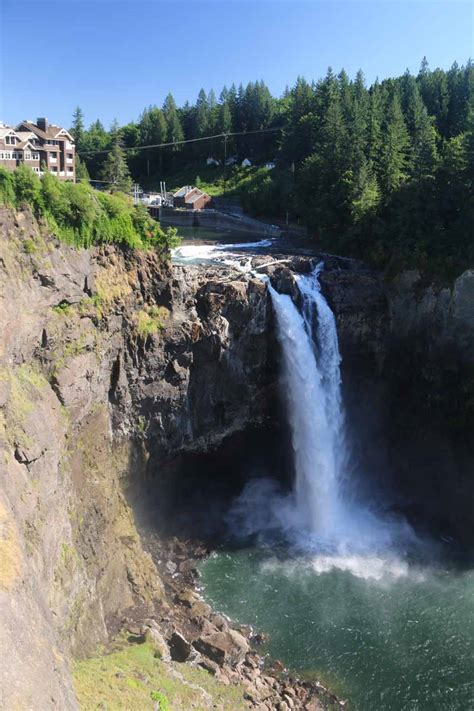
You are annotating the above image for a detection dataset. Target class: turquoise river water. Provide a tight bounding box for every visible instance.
[200,542,474,710]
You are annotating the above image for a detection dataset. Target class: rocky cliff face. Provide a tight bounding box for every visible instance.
[387,268,474,359]
[0,207,276,709]
[381,269,474,542]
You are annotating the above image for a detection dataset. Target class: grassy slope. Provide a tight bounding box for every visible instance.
[72,636,250,710]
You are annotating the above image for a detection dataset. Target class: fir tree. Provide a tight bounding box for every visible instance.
[100,137,132,193]
[379,92,410,194]
[71,106,85,151]
[162,93,184,147]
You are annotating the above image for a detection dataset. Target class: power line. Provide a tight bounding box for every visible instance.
[78,126,284,157]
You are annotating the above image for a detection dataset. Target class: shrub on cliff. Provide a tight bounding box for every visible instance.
[0,166,179,256]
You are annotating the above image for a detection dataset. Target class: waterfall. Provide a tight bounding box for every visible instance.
[268,263,346,535]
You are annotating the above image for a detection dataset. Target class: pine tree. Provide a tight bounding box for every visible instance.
[368,81,383,171]
[411,94,438,179]
[379,92,410,194]
[101,137,132,193]
[351,158,381,221]
[138,106,167,175]
[71,106,85,151]
[218,102,232,134]
[139,106,167,145]
[208,89,217,110]
[219,86,229,104]
[162,93,184,147]
[195,88,210,137]
[75,155,90,182]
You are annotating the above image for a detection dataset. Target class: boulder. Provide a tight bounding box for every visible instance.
[168,631,194,662]
[143,621,170,661]
[193,628,249,666]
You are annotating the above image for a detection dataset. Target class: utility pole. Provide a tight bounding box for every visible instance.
[223,133,228,197]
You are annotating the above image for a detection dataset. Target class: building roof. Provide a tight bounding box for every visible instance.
[16,130,37,142]
[173,185,194,198]
[0,126,16,139]
[15,140,38,151]
[17,121,75,143]
[186,190,211,204]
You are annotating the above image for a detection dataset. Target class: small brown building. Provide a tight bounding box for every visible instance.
[173,185,213,210]
[0,118,75,181]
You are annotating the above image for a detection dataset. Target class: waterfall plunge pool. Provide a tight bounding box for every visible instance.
[199,539,474,711]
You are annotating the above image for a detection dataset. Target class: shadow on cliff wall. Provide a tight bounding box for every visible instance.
[130,421,294,542]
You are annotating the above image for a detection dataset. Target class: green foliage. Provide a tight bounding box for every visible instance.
[22,238,37,254]
[0,167,179,256]
[13,164,42,210]
[75,155,90,182]
[150,690,169,709]
[0,167,15,206]
[71,106,85,151]
[133,305,169,340]
[52,301,72,315]
[100,136,133,193]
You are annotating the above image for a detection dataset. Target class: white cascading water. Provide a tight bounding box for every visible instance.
[173,242,416,557]
[268,263,346,534]
[267,262,417,559]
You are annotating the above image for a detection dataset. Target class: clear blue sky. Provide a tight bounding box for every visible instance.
[0,0,472,129]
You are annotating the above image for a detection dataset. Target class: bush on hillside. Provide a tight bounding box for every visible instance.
[0,165,179,255]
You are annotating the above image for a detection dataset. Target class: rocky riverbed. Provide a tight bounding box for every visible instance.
[124,533,344,710]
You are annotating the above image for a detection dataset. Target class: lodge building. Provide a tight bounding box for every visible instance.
[0,118,75,181]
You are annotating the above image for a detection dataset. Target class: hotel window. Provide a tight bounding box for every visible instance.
[4,152,11,159]
[51,166,57,172]
[33,152,39,159]
[24,152,31,160]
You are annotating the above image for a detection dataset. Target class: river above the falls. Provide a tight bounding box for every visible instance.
[200,542,474,711]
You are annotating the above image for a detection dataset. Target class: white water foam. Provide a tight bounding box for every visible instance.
[172,238,274,266]
[260,553,427,583]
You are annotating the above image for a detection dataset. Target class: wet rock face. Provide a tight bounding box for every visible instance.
[387,268,474,360]
[254,253,389,366]
[131,265,274,454]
